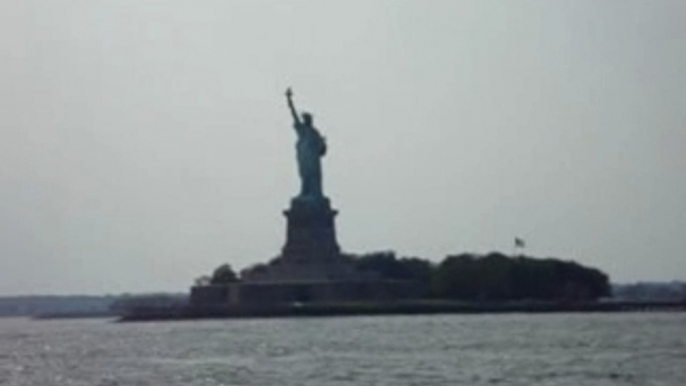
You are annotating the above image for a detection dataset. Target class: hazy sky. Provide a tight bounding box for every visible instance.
[1,1,685,295]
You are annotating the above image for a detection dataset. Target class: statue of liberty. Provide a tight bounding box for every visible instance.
[286,88,327,200]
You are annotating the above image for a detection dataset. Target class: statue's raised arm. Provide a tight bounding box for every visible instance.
[285,88,301,126]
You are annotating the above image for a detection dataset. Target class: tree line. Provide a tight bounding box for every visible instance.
[346,251,610,301]
[201,251,611,302]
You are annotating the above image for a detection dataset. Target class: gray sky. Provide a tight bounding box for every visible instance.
[1,1,685,295]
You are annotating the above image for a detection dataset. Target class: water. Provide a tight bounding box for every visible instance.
[0,313,684,386]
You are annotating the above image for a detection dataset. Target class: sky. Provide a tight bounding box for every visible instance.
[1,1,685,295]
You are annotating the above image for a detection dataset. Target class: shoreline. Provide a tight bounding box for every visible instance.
[118,300,686,322]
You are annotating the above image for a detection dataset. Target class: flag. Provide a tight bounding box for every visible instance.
[514,237,526,248]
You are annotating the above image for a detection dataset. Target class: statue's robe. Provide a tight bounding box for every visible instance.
[294,123,326,199]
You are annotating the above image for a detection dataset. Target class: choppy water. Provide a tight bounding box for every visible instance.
[0,313,684,386]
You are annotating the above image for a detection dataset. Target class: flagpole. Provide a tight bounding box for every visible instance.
[514,237,525,257]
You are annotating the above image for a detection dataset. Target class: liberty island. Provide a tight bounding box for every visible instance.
[120,91,616,320]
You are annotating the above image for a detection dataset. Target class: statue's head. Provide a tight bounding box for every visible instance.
[302,112,313,126]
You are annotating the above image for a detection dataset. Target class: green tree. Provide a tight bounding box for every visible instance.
[350,251,435,296]
[210,264,238,285]
[432,253,610,301]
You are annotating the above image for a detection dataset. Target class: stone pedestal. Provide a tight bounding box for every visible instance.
[282,197,340,261]
[193,197,422,306]
[242,196,357,282]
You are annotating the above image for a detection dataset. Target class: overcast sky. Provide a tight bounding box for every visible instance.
[1,1,684,295]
